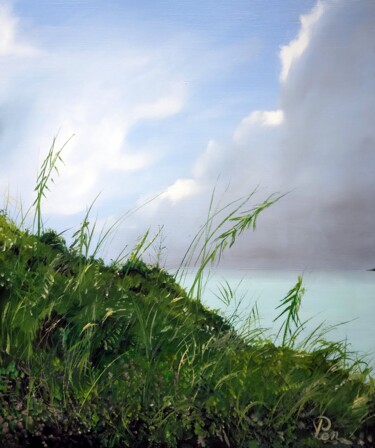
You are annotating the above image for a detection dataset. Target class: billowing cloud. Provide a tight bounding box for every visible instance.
[279,1,324,82]
[275,0,375,268]
[233,109,284,144]
[159,179,202,205]
[128,0,375,269]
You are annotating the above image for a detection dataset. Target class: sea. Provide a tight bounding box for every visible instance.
[177,269,375,366]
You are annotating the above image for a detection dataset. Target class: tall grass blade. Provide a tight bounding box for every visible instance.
[32,134,74,237]
[274,275,305,347]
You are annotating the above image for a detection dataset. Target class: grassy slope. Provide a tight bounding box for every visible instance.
[0,214,374,447]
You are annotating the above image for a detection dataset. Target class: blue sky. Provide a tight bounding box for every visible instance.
[0,0,374,269]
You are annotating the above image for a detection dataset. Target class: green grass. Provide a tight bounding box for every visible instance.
[0,140,374,447]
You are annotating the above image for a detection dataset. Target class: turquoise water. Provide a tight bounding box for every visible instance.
[178,270,375,364]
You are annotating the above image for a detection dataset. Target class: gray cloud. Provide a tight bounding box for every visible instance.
[122,0,375,270]
[276,0,375,269]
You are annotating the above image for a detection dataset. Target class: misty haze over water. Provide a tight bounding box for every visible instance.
[180,269,375,363]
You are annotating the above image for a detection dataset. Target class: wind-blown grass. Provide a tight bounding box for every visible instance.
[0,140,374,447]
[274,275,305,348]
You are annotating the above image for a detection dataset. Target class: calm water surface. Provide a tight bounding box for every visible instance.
[178,270,375,364]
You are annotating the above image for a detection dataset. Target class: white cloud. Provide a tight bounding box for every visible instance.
[41,113,166,215]
[279,1,324,82]
[160,178,201,205]
[233,109,284,144]
[247,110,284,127]
[0,3,39,57]
[0,6,189,216]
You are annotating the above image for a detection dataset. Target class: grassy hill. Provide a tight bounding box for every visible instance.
[0,142,374,447]
[0,211,374,447]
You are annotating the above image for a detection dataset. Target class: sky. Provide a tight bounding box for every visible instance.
[0,0,374,269]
